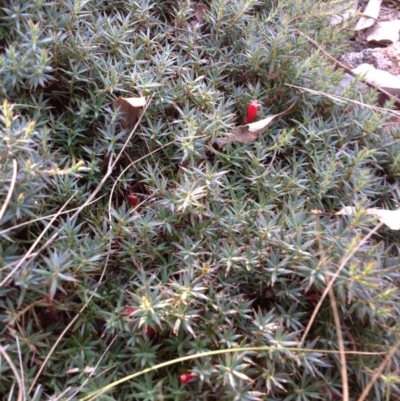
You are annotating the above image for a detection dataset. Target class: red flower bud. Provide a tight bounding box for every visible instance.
[307,289,324,304]
[246,100,262,124]
[322,387,341,398]
[128,192,139,208]
[123,308,155,336]
[123,307,136,315]
[308,292,318,304]
[146,327,155,336]
[180,373,196,384]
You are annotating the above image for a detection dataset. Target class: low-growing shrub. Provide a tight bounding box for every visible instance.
[1,0,400,400]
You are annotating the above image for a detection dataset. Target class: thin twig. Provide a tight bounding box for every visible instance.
[107,140,174,221]
[0,194,106,236]
[79,345,391,401]
[15,337,25,401]
[293,29,400,108]
[0,159,17,221]
[0,192,77,287]
[0,345,23,401]
[65,332,120,401]
[300,222,383,345]
[327,274,349,401]
[356,339,400,401]
[27,96,173,394]
[287,84,400,117]
[28,245,113,394]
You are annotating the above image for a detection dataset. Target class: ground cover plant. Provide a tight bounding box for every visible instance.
[1,0,400,400]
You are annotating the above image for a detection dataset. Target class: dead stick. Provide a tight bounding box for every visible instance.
[293,29,400,108]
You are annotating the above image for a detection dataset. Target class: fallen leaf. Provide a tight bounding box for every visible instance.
[329,0,358,26]
[193,3,208,25]
[352,63,400,96]
[66,367,80,374]
[365,20,400,44]
[336,206,400,230]
[191,2,209,32]
[366,208,400,230]
[66,366,95,374]
[218,98,298,149]
[311,209,328,215]
[354,0,382,31]
[112,96,146,130]
[335,206,357,216]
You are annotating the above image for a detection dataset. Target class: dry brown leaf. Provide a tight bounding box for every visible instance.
[311,209,327,215]
[366,208,400,230]
[112,96,146,130]
[365,20,400,44]
[65,368,80,374]
[335,206,357,216]
[191,3,208,29]
[336,206,400,230]
[354,0,382,31]
[65,366,95,374]
[352,63,400,96]
[218,98,298,149]
[194,3,208,24]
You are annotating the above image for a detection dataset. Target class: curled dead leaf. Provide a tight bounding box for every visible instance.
[336,206,400,230]
[65,366,95,374]
[365,20,400,44]
[191,2,208,30]
[335,206,357,216]
[354,0,382,31]
[352,63,400,96]
[218,98,298,149]
[193,3,207,25]
[311,209,327,215]
[365,208,400,230]
[112,96,146,130]
[66,367,80,374]
[83,366,96,374]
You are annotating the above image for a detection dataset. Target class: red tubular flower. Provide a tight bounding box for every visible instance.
[308,292,318,304]
[307,289,324,304]
[323,387,341,398]
[146,327,155,336]
[180,373,196,384]
[123,308,154,336]
[128,192,139,207]
[245,100,262,124]
[123,307,136,315]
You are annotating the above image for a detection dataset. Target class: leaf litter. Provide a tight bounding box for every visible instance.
[334,0,400,105]
[218,98,299,149]
[354,0,382,31]
[113,96,147,130]
[312,206,400,230]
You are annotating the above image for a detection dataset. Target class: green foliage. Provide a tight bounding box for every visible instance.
[1,0,400,400]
